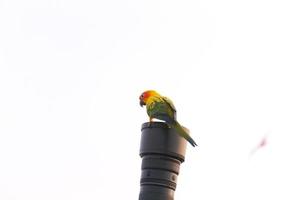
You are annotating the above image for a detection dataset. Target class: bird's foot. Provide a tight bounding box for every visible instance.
[147,117,154,128]
[147,122,152,128]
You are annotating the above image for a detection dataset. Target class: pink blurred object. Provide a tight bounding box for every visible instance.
[249,135,268,157]
[259,137,267,148]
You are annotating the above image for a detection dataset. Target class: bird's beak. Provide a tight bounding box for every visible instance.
[140,99,145,107]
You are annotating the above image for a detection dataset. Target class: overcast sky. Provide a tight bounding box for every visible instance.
[1,0,300,199]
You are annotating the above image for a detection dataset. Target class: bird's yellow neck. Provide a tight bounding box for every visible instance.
[145,94,161,106]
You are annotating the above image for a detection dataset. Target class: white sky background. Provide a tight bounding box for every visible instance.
[0,0,300,199]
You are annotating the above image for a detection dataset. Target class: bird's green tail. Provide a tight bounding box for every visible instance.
[172,121,197,147]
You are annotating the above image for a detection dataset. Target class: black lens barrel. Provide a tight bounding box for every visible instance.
[139,122,187,200]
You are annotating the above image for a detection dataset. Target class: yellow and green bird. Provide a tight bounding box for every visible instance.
[139,90,197,147]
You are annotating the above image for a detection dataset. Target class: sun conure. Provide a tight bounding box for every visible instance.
[139,90,197,147]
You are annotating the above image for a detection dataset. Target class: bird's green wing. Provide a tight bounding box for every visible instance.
[162,96,177,119]
[146,96,175,121]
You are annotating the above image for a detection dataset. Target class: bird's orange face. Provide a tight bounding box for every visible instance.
[139,90,155,107]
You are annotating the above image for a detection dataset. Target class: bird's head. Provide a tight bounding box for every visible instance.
[139,90,159,107]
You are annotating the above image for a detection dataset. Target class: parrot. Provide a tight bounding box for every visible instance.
[139,90,197,147]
